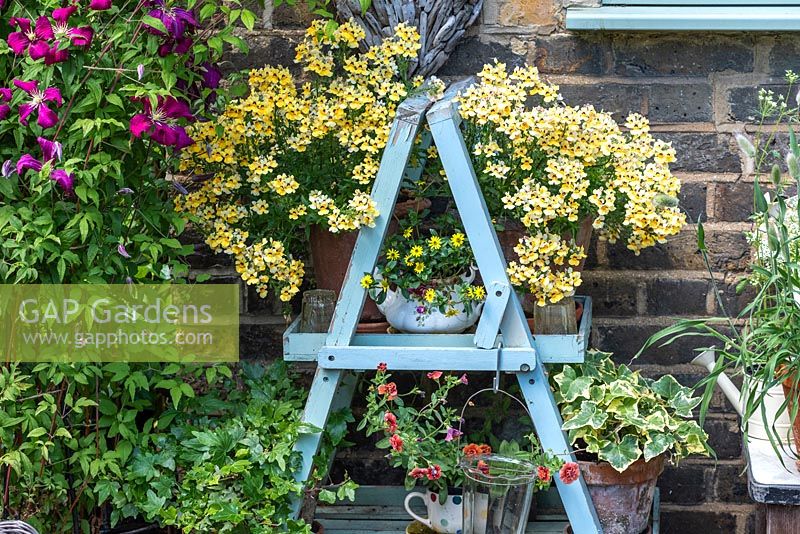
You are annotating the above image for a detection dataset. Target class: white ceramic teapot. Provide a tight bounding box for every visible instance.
[373,267,483,334]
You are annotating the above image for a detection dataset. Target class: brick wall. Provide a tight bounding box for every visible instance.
[192,2,796,532]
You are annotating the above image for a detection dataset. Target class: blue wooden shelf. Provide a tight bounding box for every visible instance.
[283,296,591,366]
[315,485,660,533]
[566,6,800,31]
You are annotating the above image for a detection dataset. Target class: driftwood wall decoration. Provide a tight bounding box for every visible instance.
[336,0,483,77]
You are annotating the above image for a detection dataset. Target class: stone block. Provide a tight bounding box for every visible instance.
[710,182,754,222]
[657,133,741,173]
[612,35,754,76]
[494,0,558,27]
[660,510,739,534]
[645,277,709,315]
[240,323,284,360]
[439,37,525,76]
[659,463,708,504]
[704,418,743,459]
[714,462,751,504]
[533,34,611,75]
[679,181,708,225]
[558,83,644,118]
[581,271,640,316]
[770,36,800,76]
[728,84,792,123]
[648,83,714,123]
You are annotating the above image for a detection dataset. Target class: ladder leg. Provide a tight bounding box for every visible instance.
[517,365,603,534]
[292,368,356,515]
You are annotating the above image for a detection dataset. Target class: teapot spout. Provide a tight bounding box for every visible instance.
[691,350,743,417]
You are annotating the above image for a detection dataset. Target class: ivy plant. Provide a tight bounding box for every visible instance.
[553,351,711,472]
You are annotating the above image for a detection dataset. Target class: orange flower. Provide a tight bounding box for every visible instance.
[390,434,404,452]
[462,443,492,458]
[377,382,398,401]
[559,462,580,484]
[384,412,397,433]
[537,465,551,482]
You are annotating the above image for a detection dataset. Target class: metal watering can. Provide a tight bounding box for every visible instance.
[691,350,793,443]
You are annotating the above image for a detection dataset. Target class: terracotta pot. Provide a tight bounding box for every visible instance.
[572,455,665,534]
[780,374,800,445]
[309,198,431,322]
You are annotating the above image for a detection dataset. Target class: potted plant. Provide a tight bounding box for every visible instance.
[359,364,577,533]
[176,20,440,320]
[553,351,710,534]
[360,213,486,333]
[640,72,800,452]
[417,62,686,314]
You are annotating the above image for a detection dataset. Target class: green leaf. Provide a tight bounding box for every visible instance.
[142,15,168,35]
[318,489,337,504]
[563,376,593,403]
[561,400,608,431]
[359,0,371,15]
[599,434,641,472]
[643,433,674,461]
[754,179,768,214]
[241,9,256,31]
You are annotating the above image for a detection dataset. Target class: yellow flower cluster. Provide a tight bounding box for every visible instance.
[456,61,685,305]
[176,21,422,302]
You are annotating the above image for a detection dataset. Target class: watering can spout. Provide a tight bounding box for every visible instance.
[690,350,743,417]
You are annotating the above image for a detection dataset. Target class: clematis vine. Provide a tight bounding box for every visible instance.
[8,17,51,60]
[0,88,11,120]
[130,96,194,149]
[13,80,63,129]
[15,137,73,192]
[147,0,197,39]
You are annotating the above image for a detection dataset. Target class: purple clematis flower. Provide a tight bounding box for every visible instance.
[147,0,197,39]
[157,35,193,57]
[444,428,463,442]
[14,79,63,129]
[0,88,11,120]
[1,160,13,178]
[130,96,194,149]
[117,244,131,258]
[31,6,94,65]
[15,137,72,192]
[89,0,112,10]
[201,62,222,90]
[8,17,51,60]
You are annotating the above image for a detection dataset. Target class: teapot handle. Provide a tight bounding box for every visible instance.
[463,265,477,285]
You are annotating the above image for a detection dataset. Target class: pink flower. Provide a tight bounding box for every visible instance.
[118,244,131,258]
[14,79,63,129]
[8,17,51,60]
[130,96,194,149]
[384,412,397,433]
[559,462,580,484]
[88,0,112,9]
[459,374,469,385]
[0,88,11,120]
[377,362,387,372]
[147,0,197,39]
[389,434,403,453]
[427,371,442,380]
[444,427,463,442]
[51,6,94,47]
[50,169,74,190]
[537,465,551,483]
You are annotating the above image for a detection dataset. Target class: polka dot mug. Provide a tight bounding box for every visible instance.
[404,489,463,534]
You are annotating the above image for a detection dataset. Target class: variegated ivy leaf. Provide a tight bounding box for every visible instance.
[606,378,639,400]
[644,410,669,431]
[643,432,675,461]
[600,434,641,472]
[669,390,702,418]
[562,400,608,431]
[563,376,594,403]
[650,374,685,400]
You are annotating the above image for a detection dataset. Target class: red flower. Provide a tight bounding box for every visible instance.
[537,465,551,483]
[427,371,442,380]
[410,467,428,479]
[559,462,580,484]
[384,412,397,433]
[389,434,403,452]
[477,460,490,475]
[377,382,398,401]
[377,362,387,372]
[426,465,442,480]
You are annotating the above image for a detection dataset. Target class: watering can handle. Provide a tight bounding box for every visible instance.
[456,387,533,443]
[403,492,432,528]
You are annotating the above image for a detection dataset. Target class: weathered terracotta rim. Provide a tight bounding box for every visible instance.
[577,454,665,486]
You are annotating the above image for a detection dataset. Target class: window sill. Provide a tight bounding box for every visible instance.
[565,6,800,31]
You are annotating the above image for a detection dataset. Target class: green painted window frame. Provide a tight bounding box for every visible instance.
[565,2,800,31]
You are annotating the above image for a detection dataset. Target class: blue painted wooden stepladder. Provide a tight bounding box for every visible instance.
[283,79,603,533]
